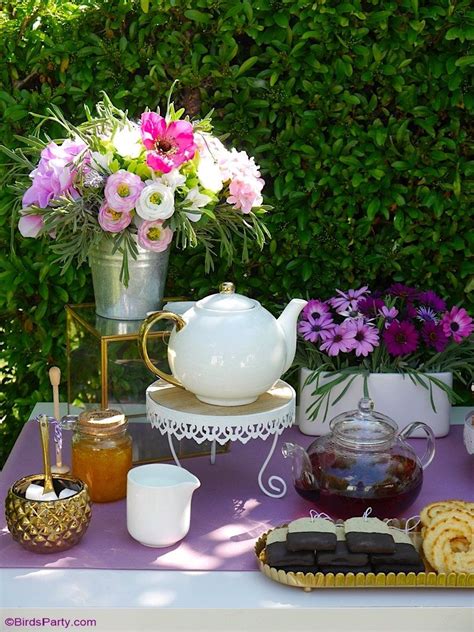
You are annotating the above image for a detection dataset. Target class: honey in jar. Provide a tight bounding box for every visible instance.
[72,409,132,503]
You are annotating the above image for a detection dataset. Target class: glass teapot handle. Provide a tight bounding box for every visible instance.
[399,422,436,470]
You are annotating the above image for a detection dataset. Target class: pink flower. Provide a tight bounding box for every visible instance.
[441,306,473,343]
[22,139,87,208]
[227,177,264,214]
[140,112,196,174]
[383,321,419,356]
[104,170,144,213]
[319,324,357,356]
[346,320,380,357]
[219,148,262,181]
[98,202,132,233]
[18,214,44,238]
[329,287,369,313]
[137,220,173,252]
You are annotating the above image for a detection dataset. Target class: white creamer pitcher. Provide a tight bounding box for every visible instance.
[127,464,200,547]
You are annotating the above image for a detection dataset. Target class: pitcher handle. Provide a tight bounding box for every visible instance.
[399,422,436,470]
[138,311,186,388]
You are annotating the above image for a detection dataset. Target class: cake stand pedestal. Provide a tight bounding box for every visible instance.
[146,379,295,498]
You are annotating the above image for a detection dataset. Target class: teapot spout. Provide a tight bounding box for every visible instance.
[277,299,307,373]
[282,442,314,486]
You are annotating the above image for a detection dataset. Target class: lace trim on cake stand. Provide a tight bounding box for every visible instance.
[148,410,294,498]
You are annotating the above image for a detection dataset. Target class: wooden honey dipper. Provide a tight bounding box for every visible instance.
[49,366,70,474]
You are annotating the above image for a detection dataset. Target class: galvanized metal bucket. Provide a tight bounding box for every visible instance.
[89,238,170,320]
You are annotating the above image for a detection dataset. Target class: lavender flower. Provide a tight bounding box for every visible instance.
[319,324,357,356]
[417,306,438,323]
[329,286,369,313]
[346,320,380,357]
[379,305,398,327]
[298,313,334,343]
[301,299,331,322]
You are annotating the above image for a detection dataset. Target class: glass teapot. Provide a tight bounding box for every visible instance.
[283,398,435,518]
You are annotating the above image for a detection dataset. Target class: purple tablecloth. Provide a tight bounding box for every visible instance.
[0,420,472,571]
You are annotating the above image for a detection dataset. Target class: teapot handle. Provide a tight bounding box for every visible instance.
[138,311,186,388]
[399,422,436,470]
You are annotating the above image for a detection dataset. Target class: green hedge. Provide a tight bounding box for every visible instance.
[1,0,473,465]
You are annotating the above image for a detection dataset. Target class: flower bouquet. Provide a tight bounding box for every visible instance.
[296,284,473,428]
[1,92,270,286]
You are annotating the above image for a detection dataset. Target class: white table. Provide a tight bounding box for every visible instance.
[0,404,472,632]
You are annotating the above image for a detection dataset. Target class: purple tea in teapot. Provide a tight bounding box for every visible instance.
[283,398,435,519]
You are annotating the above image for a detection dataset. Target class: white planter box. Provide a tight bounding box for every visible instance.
[297,369,453,438]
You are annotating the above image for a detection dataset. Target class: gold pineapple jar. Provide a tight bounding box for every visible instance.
[5,473,92,554]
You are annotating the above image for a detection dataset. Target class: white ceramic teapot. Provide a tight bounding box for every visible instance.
[139,282,307,406]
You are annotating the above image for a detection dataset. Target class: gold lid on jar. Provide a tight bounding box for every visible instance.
[77,409,127,436]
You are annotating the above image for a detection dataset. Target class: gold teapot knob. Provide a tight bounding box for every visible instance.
[219,282,235,294]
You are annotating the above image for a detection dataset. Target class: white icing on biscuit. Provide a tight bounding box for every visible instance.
[266,527,288,545]
[344,517,391,534]
[389,529,414,545]
[336,524,346,541]
[288,517,336,534]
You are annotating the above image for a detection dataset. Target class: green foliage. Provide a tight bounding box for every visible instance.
[1,0,473,464]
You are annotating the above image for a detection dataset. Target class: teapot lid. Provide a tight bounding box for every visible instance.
[196,282,257,312]
[329,398,398,447]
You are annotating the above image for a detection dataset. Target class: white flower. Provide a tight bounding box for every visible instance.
[112,123,142,158]
[184,187,212,223]
[135,183,175,221]
[91,151,113,171]
[195,133,228,193]
[197,155,224,193]
[160,170,186,190]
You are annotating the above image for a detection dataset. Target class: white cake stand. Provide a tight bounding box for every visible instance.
[146,379,295,498]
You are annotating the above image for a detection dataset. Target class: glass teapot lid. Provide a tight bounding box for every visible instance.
[329,398,399,447]
[196,282,258,312]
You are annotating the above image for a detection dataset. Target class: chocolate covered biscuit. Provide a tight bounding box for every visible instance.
[371,529,421,565]
[265,527,315,567]
[344,517,395,553]
[316,525,369,566]
[287,517,337,552]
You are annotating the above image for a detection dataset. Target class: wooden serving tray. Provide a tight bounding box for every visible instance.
[255,521,474,590]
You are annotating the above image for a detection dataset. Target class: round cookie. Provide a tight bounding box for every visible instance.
[422,510,473,574]
[420,500,474,527]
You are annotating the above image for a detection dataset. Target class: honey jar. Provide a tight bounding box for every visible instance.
[71,409,132,502]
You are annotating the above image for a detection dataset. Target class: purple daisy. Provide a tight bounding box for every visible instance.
[346,320,380,357]
[298,313,334,343]
[319,324,357,356]
[417,291,446,313]
[301,299,331,322]
[417,306,438,323]
[358,297,385,317]
[387,283,418,300]
[329,286,369,313]
[441,306,474,343]
[383,321,419,356]
[422,322,449,353]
